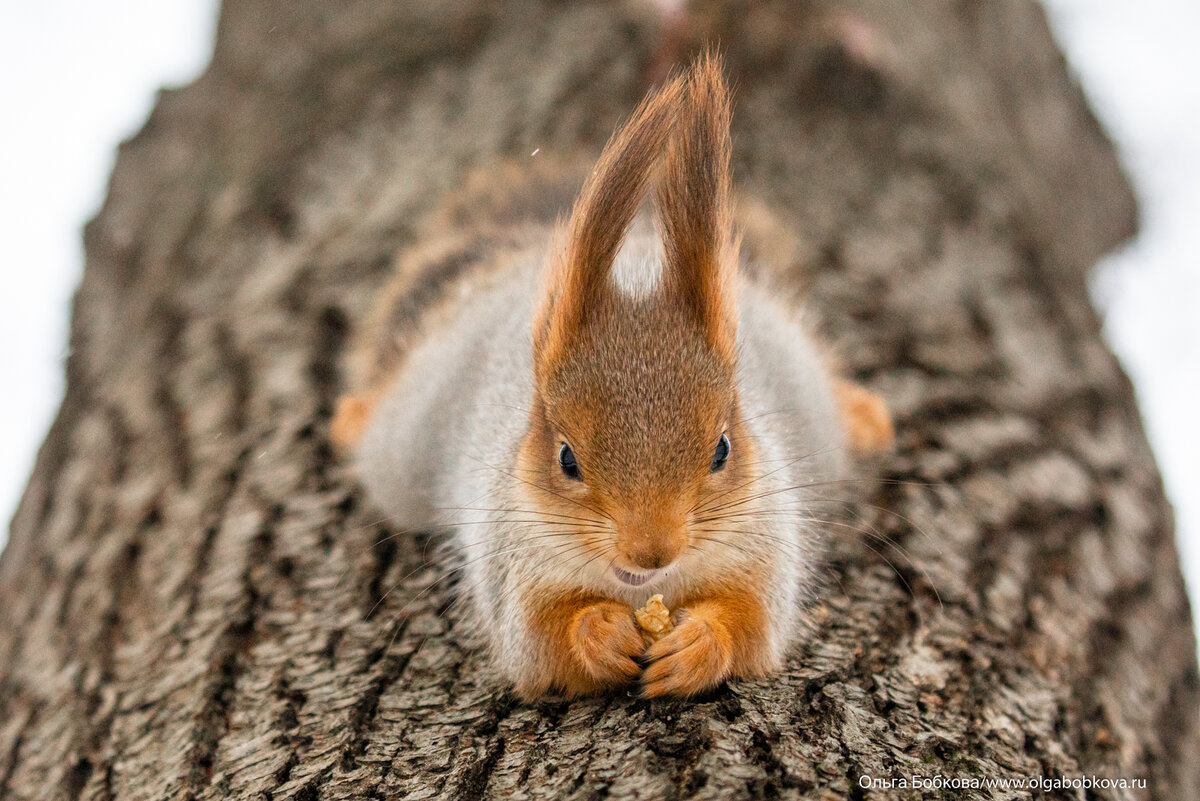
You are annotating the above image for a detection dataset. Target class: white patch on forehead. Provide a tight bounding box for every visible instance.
[610,214,663,300]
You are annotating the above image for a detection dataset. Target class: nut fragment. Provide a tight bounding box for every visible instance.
[635,594,673,642]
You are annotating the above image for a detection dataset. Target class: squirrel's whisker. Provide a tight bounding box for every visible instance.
[431,504,608,526]
[372,535,610,621]
[690,444,839,516]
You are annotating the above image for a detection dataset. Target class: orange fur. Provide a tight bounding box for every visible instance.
[534,73,688,371]
[834,380,895,454]
[523,307,750,575]
[657,53,740,363]
[518,591,643,700]
[330,389,381,449]
[643,582,775,697]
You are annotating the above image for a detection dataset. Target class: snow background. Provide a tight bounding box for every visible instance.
[1,2,1197,630]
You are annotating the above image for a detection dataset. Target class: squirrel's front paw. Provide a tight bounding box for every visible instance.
[642,610,734,697]
[571,601,644,687]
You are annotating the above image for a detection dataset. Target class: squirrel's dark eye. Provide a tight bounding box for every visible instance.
[558,442,583,481]
[711,433,731,473]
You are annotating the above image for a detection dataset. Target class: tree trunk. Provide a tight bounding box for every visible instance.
[2,1,1196,799]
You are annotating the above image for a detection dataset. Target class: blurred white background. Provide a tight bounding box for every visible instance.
[1,0,219,527]
[1,2,1197,625]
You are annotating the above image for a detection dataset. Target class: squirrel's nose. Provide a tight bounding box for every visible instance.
[631,550,669,570]
[616,514,687,572]
[622,535,684,572]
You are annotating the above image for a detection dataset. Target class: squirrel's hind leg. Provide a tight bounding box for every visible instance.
[834,380,894,454]
[331,390,382,449]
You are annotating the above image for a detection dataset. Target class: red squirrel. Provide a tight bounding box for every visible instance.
[332,56,892,699]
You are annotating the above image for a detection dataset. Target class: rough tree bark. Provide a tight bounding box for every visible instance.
[1,1,1196,799]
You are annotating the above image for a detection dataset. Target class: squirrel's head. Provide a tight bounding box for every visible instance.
[522,56,754,585]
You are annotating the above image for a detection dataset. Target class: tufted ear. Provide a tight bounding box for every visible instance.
[533,74,687,372]
[656,53,739,364]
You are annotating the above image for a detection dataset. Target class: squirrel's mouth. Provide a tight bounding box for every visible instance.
[612,566,660,587]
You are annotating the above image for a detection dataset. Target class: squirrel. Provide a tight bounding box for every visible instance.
[331,55,893,700]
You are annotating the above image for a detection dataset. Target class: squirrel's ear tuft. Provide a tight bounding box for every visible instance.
[657,52,739,363]
[534,74,688,372]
